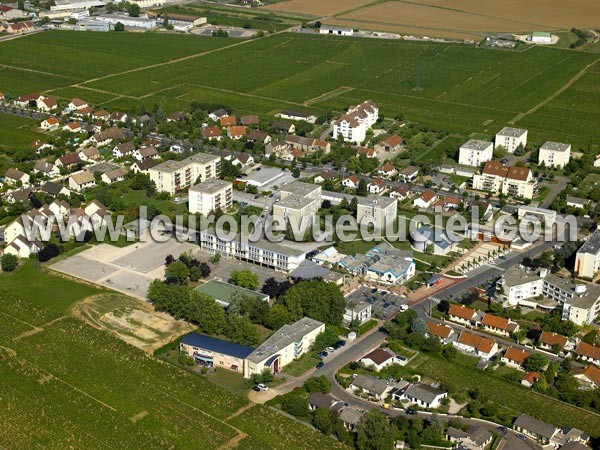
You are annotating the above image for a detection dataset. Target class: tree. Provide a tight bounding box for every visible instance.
[199,262,211,278]
[523,354,547,372]
[17,0,24,10]
[312,407,335,435]
[114,21,125,31]
[356,179,368,196]
[356,410,394,450]
[313,328,340,351]
[304,375,331,393]
[280,395,310,419]
[230,270,259,290]
[38,243,61,262]
[127,2,140,16]
[264,304,291,329]
[410,318,428,335]
[281,280,346,325]
[1,254,18,272]
[189,266,202,282]
[437,299,450,314]
[165,261,190,285]
[210,253,221,264]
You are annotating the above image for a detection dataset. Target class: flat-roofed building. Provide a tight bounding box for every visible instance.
[194,280,269,308]
[495,127,528,153]
[356,195,397,230]
[149,152,220,195]
[517,205,557,228]
[539,141,571,168]
[179,333,254,374]
[273,194,319,232]
[244,317,324,378]
[458,140,493,167]
[188,179,232,215]
[575,230,600,279]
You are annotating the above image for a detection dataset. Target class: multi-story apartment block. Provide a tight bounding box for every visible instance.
[495,127,528,153]
[333,100,378,143]
[458,140,493,167]
[188,179,232,216]
[273,181,323,231]
[539,141,571,168]
[575,230,600,279]
[472,161,535,199]
[149,153,220,195]
[498,267,600,325]
[356,195,398,230]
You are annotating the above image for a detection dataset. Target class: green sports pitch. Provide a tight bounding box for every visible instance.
[1,30,599,147]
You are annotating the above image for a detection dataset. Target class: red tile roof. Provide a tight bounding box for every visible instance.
[482,313,510,331]
[457,331,495,353]
[576,342,600,361]
[504,347,531,364]
[539,331,567,348]
[448,304,476,320]
[361,348,393,365]
[427,322,453,339]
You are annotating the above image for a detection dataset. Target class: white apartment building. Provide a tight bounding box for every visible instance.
[517,205,557,228]
[575,230,600,279]
[244,317,324,378]
[332,100,378,143]
[498,267,600,326]
[495,127,528,153]
[149,153,220,196]
[273,195,319,232]
[356,195,398,230]
[539,142,571,168]
[458,140,493,167]
[472,161,535,199]
[188,179,232,216]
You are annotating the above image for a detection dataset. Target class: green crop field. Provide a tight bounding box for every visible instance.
[0,113,47,150]
[1,31,599,147]
[0,266,348,449]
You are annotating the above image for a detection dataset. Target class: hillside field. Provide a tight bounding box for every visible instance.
[0,31,599,147]
[0,265,348,450]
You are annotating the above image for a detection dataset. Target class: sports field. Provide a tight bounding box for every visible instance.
[1,31,599,147]
[0,267,347,449]
[268,0,600,39]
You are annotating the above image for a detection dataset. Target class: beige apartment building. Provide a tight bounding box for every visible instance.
[356,195,398,230]
[472,161,535,199]
[188,179,232,216]
[538,141,571,168]
[149,153,220,195]
[495,127,528,153]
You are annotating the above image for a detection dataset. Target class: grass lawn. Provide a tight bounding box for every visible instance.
[0,112,46,150]
[205,367,250,394]
[335,238,378,256]
[283,351,320,376]
[0,259,105,314]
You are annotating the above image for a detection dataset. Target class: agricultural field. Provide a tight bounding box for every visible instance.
[0,31,599,148]
[0,266,347,449]
[270,0,600,39]
[0,112,46,150]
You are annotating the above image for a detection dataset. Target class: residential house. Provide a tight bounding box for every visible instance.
[40,117,59,131]
[77,147,101,162]
[240,115,259,126]
[89,127,123,147]
[5,187,33,204]
[573,365,600,389]
[343,299,372,325]
[232,153,254,168]
[40,181,70,198]
[426,322,454,344]
[314,170,337,184]
[63,121,83,133]
[202,126,222,140]
[356,147,377,158]
[367,178,386,194]
[68,171,96,192]
[501,347,531,369]
[333,100,378,143]
[246,130,271,144]
[520,371,540,388]
[167,111,187,122]
[537,331,570,352]
[130,159,157,174]
[339,407,364,431]
[307,392,343,412]
[458,140,493,167]
[55,153,81,168]
[454,331,498,360]
[566,196,589,210]
[0,5,26,20]
[342,175,360,189]
[4,235,41,258]
[271,120,295,134]
[37,97,57,112]
[378,163,397,178]
[29,140,53,154]
[413,189,437,209]
[133,146,158,161]
[375,134,403,153]
[359,348,402,371]
[401,383,447,409]
[446,426,493,450]
[219,116,237,127]
[481,313,519,336]
[101,168,126,184]
[513,414,558,445]
[113,142,136,158]
[5,168,30,185]
[13,93,41,108]
[390,185,410,201]
[448,304,477,325]
[539,142,571,168]
[227,125,247,140]
[110,111,128,123]
[92,109,110,121]
[33,160,59,178]
[208,108,228,121]
[6,21,35,34]
[278,109,317,123]
[68,98,88,111]
[575,342,600,366]
[349,374,392,400]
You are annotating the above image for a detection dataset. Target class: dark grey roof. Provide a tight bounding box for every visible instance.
[403,382,446,404]
[308,392,338,409]
[446,427,468,440]
[351,374,389,395]
[514,414,557,439]
[289,259,331,280]
[466,426,492,447]
[180,333,255,359]
[41,181,64,196]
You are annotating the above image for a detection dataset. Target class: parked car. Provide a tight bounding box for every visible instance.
[256,383,269,391]
[517,434,527,441]
[252,385,261,392]
[320,351,329,358]
[325,346,335,353]
[316,362,324,369]
[337,340,346,347]
[497,426,507,434]
[406,408,417,415]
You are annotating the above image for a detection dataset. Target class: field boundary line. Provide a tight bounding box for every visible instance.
[223,402,255,422]
[510,58,599,124]
[304,86,354,105]
[218,431,249,450]
[0,63,77,79]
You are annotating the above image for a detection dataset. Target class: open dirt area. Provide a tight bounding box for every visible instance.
[72,294,195,353]
[282,0,600,39]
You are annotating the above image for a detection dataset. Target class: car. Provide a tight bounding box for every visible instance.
[326,346,335,353]
[383,302,391,309]
[316,362,324,369]
[337,340,346,347]
[252,385,261,392]
[406,408,417,415]
[371,288,378,293]
[320,351,329,358]
[399,304,408,312]
[254,195,260,199]
[256,383,269,391]
[516,434,527,441]
[497,426,507,434]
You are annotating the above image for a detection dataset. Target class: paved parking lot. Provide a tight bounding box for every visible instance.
[112,241,198,273]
